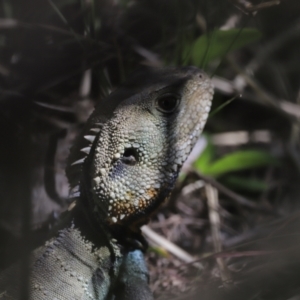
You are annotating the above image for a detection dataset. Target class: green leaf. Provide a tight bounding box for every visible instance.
[202,150,278,177]
[194,139,215,174]
[148,246,169,258]
[191,28,262,66]
[223,175,267,192]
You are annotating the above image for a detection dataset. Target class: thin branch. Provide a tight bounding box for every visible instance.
[212,74,300,119]
[206,184,232,287]
[141,225,203,270]
[192,170,271,212]
[229,0,280,14]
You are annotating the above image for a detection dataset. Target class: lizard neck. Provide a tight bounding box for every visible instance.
[70,201,114,249]
[74,195,148,251]
[27,210,124,300]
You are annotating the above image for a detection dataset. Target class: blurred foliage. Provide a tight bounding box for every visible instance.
[148,246,170,258]
[195,144,278,177]
[223,175,267,192]
[183,28,262,67]
[194,139,278,192]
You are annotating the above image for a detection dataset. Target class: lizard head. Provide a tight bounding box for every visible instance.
[67,66,213,228]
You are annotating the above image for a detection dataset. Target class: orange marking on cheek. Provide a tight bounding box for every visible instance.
[106,187,159,225]
[139,200,145,208]
[145,188,158,200]
[137,187,159,209]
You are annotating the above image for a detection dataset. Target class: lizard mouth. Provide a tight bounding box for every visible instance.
[121,147,139,166]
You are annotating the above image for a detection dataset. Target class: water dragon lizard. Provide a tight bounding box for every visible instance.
[0,66,214,299]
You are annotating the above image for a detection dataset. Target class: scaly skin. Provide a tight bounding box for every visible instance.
[0,66,213,300]
[0,208,152,300]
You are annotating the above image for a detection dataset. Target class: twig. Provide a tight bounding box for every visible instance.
[192,170,270,212]
[0,18,106,47]
[246,22,300,75]
[229,0,280,14]
[211,130,271,146]
[228,56,299,120]
[212,74,300,119]
[141,225,203,270]
[206,184,232,287]
[245,1,280,12]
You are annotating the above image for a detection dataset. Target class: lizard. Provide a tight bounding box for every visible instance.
[0,66,214,300]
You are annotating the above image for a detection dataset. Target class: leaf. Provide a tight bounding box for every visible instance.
[223,175,268,192]
[193,138,215,174]
[191,28,262,66]
[201,150,278,177]
[148,246,169,258]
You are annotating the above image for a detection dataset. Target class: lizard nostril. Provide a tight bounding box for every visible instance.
[121,148,139,166]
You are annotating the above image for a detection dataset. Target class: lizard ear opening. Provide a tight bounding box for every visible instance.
[121,148,139,166]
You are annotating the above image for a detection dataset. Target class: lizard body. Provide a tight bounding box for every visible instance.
[0,66,213,299]
[0,210,151,300]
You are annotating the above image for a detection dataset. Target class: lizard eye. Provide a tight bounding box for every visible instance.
[156,94,179,114]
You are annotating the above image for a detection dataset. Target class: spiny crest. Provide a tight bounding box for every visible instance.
[67,123,103,198]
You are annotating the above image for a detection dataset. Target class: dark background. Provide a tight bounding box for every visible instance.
[1,0,300,299]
